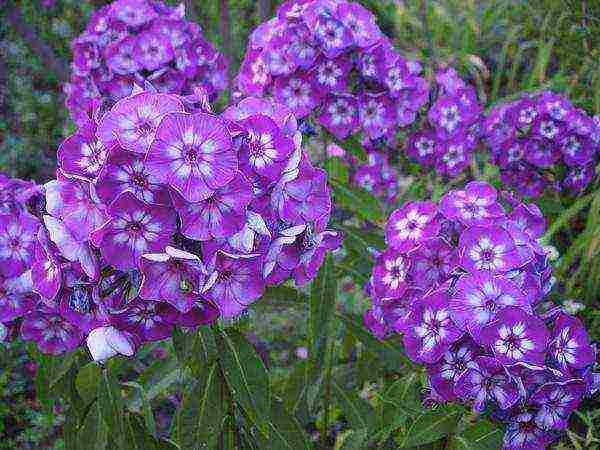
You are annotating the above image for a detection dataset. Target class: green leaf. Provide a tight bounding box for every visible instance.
[308,253,337,374]
[76,362,102,406]
[174,363,224,450]
[254,285,308,311]
[342,135,368,161]
[333,382,375,432]
[395,405,462,448]
[450,420,503,450]
[98,370,127,448]
[337,313,411,371]
[330,178,385,223]
[126,357,182,411]
[338,429,370,450]
[217,329,271,434]
[122,382,157,438]
[76,402,108,450]
[257,399,311,450]
[375,373,422,442]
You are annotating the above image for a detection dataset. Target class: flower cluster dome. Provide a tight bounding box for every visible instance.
[406,68,483,177]
[65,0,229,125]
[364,181,598,449]
[0,86,341,358]
[236,0,429,142]
[484,91,600,197]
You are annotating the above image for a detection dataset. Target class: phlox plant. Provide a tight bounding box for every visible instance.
[65,0,229,125]
[364,181,599,449]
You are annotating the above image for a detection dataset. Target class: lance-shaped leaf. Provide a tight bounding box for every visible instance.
[173,363,224,450]
[395,405,463,448]
[330,178,385,224]
[450,420,503,450]
[217,329,271,435]
[308,253,337,375]
[333,382,376,432]
[256,399,311,450]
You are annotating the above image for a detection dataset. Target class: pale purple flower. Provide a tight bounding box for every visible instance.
[450,271,530,336]
[45,178,108,241]
[274,73,320,119]
[477,307,549,365]
[455,356,521,412]
[58,120,111,180]
[548,313,595,371]
[440,181,504,226]
[0,212,39,277]
[96,149,170,205]
[111,0,157,27]
[171,172,253,241]
[359,94,396,140]
[90,192,176,270]
[97,90,185,154]
[145,112,237,203]
[402,291,463,364]
[0,271,37,322]
[21,309,83,355]
[385,201,439,252]
[204,252,265,318]
[238,114,295,179]
[134,30,174,71]
[318,94,359,139]
[139,246,208,313]
[459,226,522,273]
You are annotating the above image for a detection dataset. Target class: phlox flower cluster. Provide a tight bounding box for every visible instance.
[484,91,600,197]
[364,181,598,449]
[0,86,341,359]
[64,0,228,125]
[236,0,429,142]
[406,67,483,177]
[352,144,399,204]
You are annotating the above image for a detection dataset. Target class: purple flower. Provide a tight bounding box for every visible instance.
[402,291,463,364]
[548,313,595,371]
[171,172,253,241]
[204,252,265,318]
[502,412,552,450]
[134,30,174,71]
[0,212,39,277]
[440,181,505,226]
[146,112,237,203]
[96,149,170,205]
[97,90,185,154]
[318,94,359,140]
[450,271,530,336]
[385,201,439,252]
[410,238,458,290]
[371,249,410,301]
[531,381,585,430]
[21,309,83,355]
[91,192,176,270]
[459,226,522,273]
[58,119,111,180]
[455,356,521,412]
[112,298,174,342]
[45,178,107,240]
[238,114,295,179]
[426,338,481,401]
[359,94,396,140]
[0,271,37,322]
[274,73,320,119]
[477,307,549,365]
[139,246,209,313]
